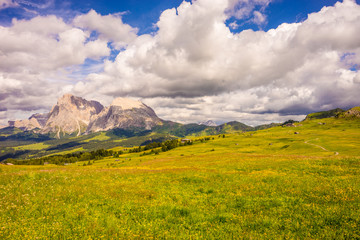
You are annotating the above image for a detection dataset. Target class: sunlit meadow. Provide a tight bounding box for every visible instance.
[1,117,360,239]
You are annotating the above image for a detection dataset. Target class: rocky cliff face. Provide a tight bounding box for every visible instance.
[30,113,50,127]
[7,94,163,137]
[8,113,49,131]
[87,97,162,133]
[338,106,360,118]
[42,94,104,137]
[199,120,217,127]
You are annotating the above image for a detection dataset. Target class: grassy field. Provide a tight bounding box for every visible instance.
[80,132,111,142]
[0,117,359,239]
[13,142,50,151]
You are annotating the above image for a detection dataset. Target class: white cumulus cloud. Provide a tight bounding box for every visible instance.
[0,11,136,124]
[73,10,138,49]
[1,0,360,126]
[78,0,360,124]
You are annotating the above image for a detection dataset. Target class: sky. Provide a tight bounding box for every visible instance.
[1,0,360,126]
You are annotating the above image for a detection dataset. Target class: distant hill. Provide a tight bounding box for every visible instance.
[216,121,254,133]
[153,121,213,138]
[305,107,360,120]
[254,123,281,130]
[305,108,345,120]
[337,106,360,119]
[0,126,22,136]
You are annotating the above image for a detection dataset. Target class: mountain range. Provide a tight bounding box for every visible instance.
[6,94,360,139]
[7,94,280,139]
[6,95,360,138]
[0,94,266,160]
[1,97,359,161]
[7,94,163,138]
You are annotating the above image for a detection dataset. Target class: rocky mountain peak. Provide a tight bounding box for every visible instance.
[57,93,74,104]
[55,94,103,114]
[199,120,217,127]
[87,98,162,133]
[30,113,49,127]
[6,94,163,138]
[7,112,49,131]
[42,94,104,137]
[110,97,145,110]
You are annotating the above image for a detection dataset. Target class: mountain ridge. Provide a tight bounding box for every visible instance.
[87,97,163,133]
[41,94,104,137]
[6,94,360,141]
[7,94,164,138]
[1,106,359,161]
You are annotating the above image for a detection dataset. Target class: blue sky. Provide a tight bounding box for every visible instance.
[2,0,358,32]
[1,0,360,125]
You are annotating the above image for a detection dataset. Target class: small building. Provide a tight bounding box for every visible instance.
[181,139,192,143]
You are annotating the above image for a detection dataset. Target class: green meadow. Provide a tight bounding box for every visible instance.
[1,117,360,239]
[13,142,50,151]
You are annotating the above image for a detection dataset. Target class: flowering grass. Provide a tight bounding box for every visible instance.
[0,117,359,239]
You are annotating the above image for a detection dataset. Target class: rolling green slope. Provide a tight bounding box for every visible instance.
[0,121,255,160]
[305,108,345,120]
[0,114,359,239]
[1,106,359,161]
[216,121,254,133]
[0,130,175,161]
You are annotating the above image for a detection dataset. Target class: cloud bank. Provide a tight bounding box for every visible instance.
[1,0,360,125]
